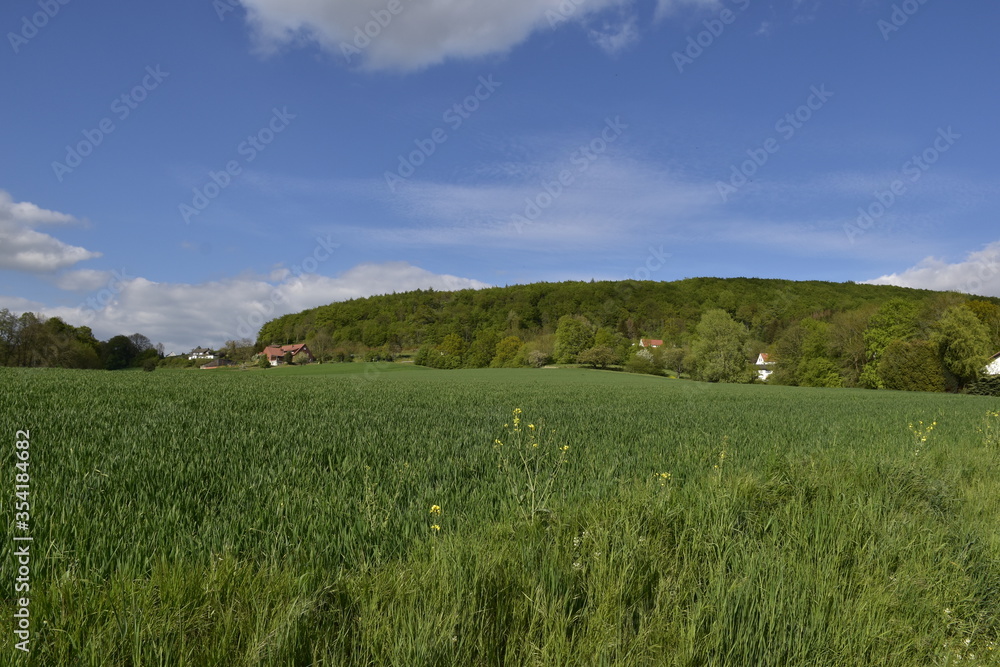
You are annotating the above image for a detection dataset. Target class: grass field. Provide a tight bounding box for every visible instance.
[2,364,999,665]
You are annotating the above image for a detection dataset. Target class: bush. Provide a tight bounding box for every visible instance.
[577,346,620,369]
[624,349,662,376]
[967,375,1000,396]
[878,340,946,392]
[142,359,157,372]
[527,350,551,368]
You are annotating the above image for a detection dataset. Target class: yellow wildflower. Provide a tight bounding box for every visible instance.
[429,505,441,515]
[431,524,441,532]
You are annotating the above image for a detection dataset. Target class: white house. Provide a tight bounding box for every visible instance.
[985,352,1000,376]
[755,353,775,381]
[189,347,216,360]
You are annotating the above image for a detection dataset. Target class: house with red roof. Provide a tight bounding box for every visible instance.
[638,339,663,348]
[261,343,315,366]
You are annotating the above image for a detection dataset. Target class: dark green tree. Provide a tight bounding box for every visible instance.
[878,340,946,392]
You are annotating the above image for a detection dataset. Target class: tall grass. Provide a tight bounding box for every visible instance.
[1,366,998,665]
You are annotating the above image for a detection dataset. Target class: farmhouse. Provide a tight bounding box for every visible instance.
[755,352,775,381]
[189,347,216,360]
[638,339,663,348]
[262,343,315,366]
[986,352,1000,376]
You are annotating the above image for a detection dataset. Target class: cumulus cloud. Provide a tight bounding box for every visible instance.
[0,190,101,272]
[864,241,1000,298]
[33,261,488,353]
[238,0,632,70]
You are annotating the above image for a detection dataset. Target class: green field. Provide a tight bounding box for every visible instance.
[2,365,999,665]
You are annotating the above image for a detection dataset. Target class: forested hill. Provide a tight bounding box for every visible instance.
[256,278,1000,390]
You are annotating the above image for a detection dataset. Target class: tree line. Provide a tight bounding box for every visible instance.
[0,309,162,371]
[257,278,1000,392]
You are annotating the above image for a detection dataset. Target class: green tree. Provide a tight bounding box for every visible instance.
[624,348,661,375]
[554,315,594,364]
[829,307,872,386]
[860,299,922,388]
[464,330,499,368]
[577,346,620,369]
[878,340,946,392]
[305,330,333,363]
[660,345,689,377]
[491,335,523,368]
[933,305,992,389]
[966,300,1000,351]
[101,335,138,370]
[690,309,754,383]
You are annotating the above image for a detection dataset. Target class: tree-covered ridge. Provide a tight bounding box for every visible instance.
[257,277,1000,391]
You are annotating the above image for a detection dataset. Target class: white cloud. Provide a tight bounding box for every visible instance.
[53,269,118,292]
[238,0,632,70]
[0,190,101,272]
[864,241,1000,298]
[33,261,488,353]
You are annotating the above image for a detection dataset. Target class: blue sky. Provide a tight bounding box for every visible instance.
[2,0,998,352]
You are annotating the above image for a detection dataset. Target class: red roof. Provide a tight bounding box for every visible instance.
[263,343,312,360]
[759,353,772,362]
[640,339,663,347]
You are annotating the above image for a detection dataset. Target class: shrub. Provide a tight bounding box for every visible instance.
[967,375,1000,397]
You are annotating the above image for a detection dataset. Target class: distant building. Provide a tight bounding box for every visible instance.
[638,339,663,348]
[755,353,775,381]
[986,352,1000,376]
[261,343,315,366]
[189,347,216,360]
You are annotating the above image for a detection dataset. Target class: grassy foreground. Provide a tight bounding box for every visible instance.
[2,365,999,665]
